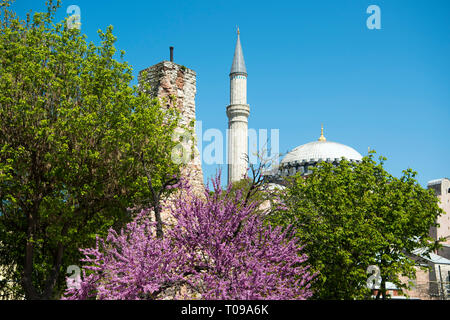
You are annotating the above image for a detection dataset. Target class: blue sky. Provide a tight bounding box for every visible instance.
[13,0,450,187]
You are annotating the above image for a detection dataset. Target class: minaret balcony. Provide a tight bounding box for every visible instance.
[226,104,250,122]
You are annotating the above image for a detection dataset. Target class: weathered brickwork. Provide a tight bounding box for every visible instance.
[138,61,205,225]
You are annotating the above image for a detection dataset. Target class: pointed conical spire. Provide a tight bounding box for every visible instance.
[230,27,247,75]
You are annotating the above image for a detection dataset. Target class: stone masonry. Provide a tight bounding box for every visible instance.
[138,60,205,224]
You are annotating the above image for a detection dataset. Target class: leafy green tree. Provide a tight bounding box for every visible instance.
[0,0,182,299]
[268,152,443,299]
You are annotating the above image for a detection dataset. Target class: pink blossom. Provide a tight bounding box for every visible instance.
[63,175,315,300]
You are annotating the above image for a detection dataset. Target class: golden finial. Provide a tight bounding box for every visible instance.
[318,124,326,142]
[237,27,240,35]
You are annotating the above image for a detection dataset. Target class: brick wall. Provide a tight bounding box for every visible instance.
[138,61,205,225]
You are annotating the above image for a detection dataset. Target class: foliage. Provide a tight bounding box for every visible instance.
[227,177,266,207]
[224,151,279,211]
[63,175,315,300]
[268,152,443,299]
[0,0,182,299]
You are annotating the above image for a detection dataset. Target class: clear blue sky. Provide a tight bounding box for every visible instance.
[14,0,450,187]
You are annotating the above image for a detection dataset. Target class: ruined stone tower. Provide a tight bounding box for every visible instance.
[138,56,204,195]
[227,28,250,184]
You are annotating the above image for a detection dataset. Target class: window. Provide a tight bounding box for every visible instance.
[447,271,450,294]
[428,184,441,196]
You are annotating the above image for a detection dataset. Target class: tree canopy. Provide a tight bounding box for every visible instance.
[268,152,443,299]
[64,175,315,300]
[0,0,183,299]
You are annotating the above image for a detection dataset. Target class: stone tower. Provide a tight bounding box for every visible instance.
[227,28,250,184]
[428,178,450,248]
[138,57,204,194]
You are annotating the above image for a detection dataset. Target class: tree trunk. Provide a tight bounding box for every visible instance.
[42,223,69,299]
[154,203,163,239]
[22,216,68,300]
[22,209,39,300]
[381,279,386,300]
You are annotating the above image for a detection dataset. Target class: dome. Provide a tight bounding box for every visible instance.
[281,126,362,165]
[281,140,363,164]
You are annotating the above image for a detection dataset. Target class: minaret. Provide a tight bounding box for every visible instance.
[227,28,250,184]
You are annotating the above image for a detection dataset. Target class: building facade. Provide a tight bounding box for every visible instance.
[428,178,450,248]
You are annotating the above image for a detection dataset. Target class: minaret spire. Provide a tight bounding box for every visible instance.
[227,29,250,184]
[230,27,247,76]
[318,124,326,141]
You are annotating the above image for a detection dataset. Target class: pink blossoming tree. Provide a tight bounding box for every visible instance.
[63,176,315,300]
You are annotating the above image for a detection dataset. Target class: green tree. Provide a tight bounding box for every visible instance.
[0,0,183,299]
[268,152,443,299]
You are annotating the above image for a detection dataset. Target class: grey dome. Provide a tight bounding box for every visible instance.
[282,140,363,164]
